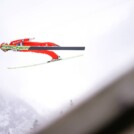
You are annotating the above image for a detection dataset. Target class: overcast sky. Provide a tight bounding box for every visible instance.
[0,0,134,119]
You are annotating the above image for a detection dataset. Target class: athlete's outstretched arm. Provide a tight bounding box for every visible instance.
[9,38,35,45]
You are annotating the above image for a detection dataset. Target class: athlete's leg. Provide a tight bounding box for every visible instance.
[20,50,60,60]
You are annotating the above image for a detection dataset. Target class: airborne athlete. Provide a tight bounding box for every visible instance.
[0,38,60,60]
[0,38,85,69]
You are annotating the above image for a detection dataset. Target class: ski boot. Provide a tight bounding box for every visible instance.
[48,56,61,63]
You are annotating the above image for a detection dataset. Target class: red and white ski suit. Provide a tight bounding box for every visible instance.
[9,38,59,60]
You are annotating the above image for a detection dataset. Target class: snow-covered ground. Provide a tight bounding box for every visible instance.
[0,0,134,133]
[0,93,42,134]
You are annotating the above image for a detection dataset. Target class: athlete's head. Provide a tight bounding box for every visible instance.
[1,43,8,46]
[0,43,8,52]
[0,43,8,50]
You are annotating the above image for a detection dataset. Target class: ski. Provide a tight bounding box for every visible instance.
[2,45,85,51]
[8,54,83,69]
[29,46,85,50]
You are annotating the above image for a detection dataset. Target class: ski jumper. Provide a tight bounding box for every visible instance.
[9,38,59,60]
